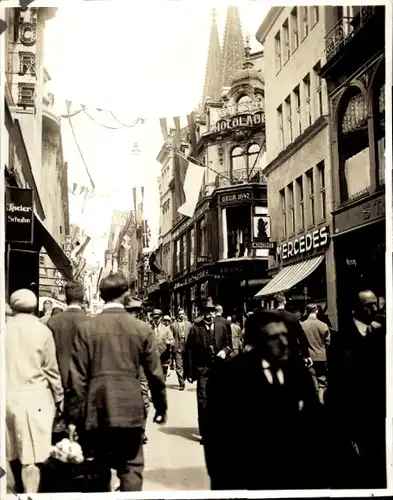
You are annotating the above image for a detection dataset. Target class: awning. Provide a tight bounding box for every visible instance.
[35,216,73,280]
[254,255,325,299]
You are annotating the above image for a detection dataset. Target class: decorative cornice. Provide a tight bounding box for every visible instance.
[263,116,328,178]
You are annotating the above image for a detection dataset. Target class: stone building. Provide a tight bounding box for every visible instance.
[254,6,337,326]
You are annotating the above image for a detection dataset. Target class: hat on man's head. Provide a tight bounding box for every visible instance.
[163,315,171,322]
[151,309,163,317]
[125,296,142,310]
[243,308,285,347]
[10,289,37,313]
[200,297,215,312]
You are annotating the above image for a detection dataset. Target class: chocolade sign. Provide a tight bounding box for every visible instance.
[214,111,264,133]
[279,226,329,260]
[5,187,34,244]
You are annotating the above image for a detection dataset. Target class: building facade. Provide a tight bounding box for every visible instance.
[254,6,338,326]
[319,6,385,324]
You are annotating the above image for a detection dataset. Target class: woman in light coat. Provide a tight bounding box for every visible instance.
[5,289,64,493]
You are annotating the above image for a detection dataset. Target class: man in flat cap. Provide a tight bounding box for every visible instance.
[150,308,175,380]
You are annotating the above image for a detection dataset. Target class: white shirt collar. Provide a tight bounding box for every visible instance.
[103,302,125,309]
[353,318,368,337]
[262,359,284,385]
[276,305,285,310]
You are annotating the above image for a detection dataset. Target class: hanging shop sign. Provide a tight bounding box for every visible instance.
[197,256,208,264]
[173,269,209,289]
[5,187,34,244]
[279,226,329,261]
[251,241,276,250]
[214,111,264,134]
[220,191,251,204]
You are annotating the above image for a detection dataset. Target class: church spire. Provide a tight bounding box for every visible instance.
[201,8,222,104]
[220,7,245,88]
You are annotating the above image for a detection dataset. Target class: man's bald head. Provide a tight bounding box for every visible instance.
[354,289,378,323]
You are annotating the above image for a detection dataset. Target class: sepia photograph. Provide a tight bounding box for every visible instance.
[0,0,389,496]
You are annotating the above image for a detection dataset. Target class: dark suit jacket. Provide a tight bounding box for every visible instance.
[67,307,167,431]
[204,350,326,490]
[214,315,232,345]
[47,307,88,389]
[170,320,192,352]
[185,317,231,381]
[275,308,310,359]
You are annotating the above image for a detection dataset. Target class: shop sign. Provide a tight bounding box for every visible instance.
[334,193,385,235]
[220,191,251,204]
[173,269,209,289]
[5,187,34,244]
[279,226,329,260]
[251,241,276,250]
[217,266,244,274]
[214,111,264,133]
[197,256,208,264]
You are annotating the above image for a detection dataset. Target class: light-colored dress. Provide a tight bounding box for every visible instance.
[5,313,64,464]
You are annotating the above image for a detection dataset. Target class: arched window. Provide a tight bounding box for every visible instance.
[237,95,252,113]
[247,143,260,171]
[230,146,245,175]
[337,87,370,203]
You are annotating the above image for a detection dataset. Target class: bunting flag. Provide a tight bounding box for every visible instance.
[178,160,206,218]
[173,152,187,210]
[187,112,197,153]
[159,118,171,144]
[149,250,164,275]
[173,116,181,146]
[71,183,88,196]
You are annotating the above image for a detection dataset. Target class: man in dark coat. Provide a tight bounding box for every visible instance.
[204,309,326,491]
[68,272,167,492]
[47,281,87,390]
[214,305,232,348]
[274,292,312,366]
[170,308,192,390]
[185,298,231,444]
[326,289,386,488]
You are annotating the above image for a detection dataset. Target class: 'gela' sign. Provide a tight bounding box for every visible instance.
[5,187,34,244]
[279,226,329,260]
[214,112,264,133]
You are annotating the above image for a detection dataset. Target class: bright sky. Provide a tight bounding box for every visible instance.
[43,1,270,265]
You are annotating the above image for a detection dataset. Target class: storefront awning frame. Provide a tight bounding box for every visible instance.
[254,254,325,299]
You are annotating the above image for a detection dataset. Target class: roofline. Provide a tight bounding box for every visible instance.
[255,7,284,44]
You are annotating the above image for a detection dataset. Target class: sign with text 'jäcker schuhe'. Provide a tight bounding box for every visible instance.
[6,187,34,244]
[214,111,264,134]
[280,226,329,260]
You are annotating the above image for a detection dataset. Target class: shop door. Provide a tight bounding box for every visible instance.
[8,248,40,298]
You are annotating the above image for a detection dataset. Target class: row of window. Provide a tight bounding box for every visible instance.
[275,6,319,73]
[174,218,207,274]
[277,62,323,149]
[279,161,326,239]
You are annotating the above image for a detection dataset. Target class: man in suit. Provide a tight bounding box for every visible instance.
[204,309,325,490]
[326,289,386,488]
[40,299,53,325]
[150,309,175,380]
[186,298,231,444]
[68,272,167,492]
[214,305,232,348]
[170,308,192,391]
[47,281,87,390]
[274,292,312,367]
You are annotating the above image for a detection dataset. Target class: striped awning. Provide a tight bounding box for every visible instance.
[254,255,325,299]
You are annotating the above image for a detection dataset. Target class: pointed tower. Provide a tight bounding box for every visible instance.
[220,7,245,88]
[201,8,222,104]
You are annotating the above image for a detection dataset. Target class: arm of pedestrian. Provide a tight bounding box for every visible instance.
[325,326,331,346]
[42,329,64,405]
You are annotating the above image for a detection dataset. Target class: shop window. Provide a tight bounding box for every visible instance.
[296,176,305,231]
[277,105,284,149]
[230,146,245,176]
[189,227,195,266]
[280,189,287,239]
[226,205,251,258]
[306,169,315,226]
[318,161,326,221]
[175,239,180,274]
[291,7,299,52]
[337,87,370,203]
[285,95,293,144]
[246,143,260,175]
[303,74,311,127]
[275,31,282,73]
[182,235,187,270]
[283,19,290,63]
[288,183,295,235]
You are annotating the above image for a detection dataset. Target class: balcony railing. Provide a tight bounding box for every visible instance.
[325,6,376,61]
[215,168,267,188]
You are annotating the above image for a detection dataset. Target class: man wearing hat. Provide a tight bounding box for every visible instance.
[150,309,175,380]
[125,295,150,445]
[170,308,192,391]
[185,298,231,444]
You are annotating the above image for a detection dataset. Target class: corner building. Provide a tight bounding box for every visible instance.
[255,6,337,327]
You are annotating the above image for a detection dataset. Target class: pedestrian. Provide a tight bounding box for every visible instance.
[214,304,232,344]
[326,288,386,488]
[170,308,192,391]
[162,315,171,327]
[204,309,326,490]
[5,289,64,493]
[150,309,175,380]
[273,292,312,367]
[50,307,63,317]
[317,304,332,328]
[185,298,231,444]
[230,315,242,356]
[67,272,167,492]
[46,281,88,393]
[301,304,330,404]
[125,295,151,445]
[40,299,53,325]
